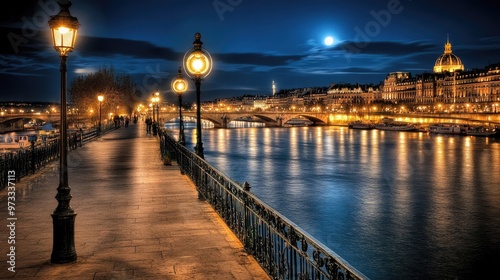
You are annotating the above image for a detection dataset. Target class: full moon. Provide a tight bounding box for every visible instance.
[324,36,334,46]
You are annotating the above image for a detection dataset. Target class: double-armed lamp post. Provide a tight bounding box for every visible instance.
[48,0,79,264]
[183,33,212,158]
[171,67,188,145]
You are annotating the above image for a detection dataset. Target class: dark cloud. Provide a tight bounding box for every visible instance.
[333,40,436,56]
[0,26,51,55]
[71,36,307,68]
[216,52,306,67]
[77,36,181,60]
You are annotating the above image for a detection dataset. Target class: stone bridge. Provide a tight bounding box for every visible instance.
[159,111,332,128]
[0,113,60,123]
[0,113,61,133]
[3,111,499,132]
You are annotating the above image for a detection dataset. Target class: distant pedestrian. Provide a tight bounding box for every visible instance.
[125,117,129,127]
[145,117,152,133]
[71,133,78,150]
[113,115,120,129]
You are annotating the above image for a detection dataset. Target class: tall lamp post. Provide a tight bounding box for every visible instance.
[151,92,160,135]
[172,67,188,145]
[155,92,160,129]
[183,32,213,158]
[97,95,103,135]
[48,0,79,264]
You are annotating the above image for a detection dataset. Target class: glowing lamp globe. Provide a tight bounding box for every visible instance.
[184,50,212,79]
[48,0,80,55]
[183,33,213,79]
[172,68,188,94]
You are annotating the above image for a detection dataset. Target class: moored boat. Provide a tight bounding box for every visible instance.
[0,135,31,149]
[466,126,500,138]
[348,120,375,130]
[428,123,470,135]
[375,121,419,132]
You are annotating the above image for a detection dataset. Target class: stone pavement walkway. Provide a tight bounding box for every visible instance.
[0,122,270,279]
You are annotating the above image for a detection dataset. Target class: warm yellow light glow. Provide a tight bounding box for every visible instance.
[51,27,77,54]
[185,50,212,78]
[192,58,204,71]
[172,78,188,94]
[58,27,70,34]
[98,95,104,102]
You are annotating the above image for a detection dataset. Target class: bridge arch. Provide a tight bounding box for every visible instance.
[285,114,328,125]
[159,111,332,128]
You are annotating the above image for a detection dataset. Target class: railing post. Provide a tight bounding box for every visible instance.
[31,140,35,174]
[243,181,250,191]
[79,129,83,147]
[243,181,251,252]
[197,161,204,200]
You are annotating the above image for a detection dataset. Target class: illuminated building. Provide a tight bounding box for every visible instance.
[382,38,500,112]
[433,36,464,73]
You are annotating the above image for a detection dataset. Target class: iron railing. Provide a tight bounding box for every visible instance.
[0,139,59,189]
[0,124,115,190]
[159,128,368,280]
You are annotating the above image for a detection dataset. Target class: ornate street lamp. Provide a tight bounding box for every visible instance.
[183,32,212,158]
[172,67,188,145]
[97,95,104,135]
[48,0,79,264]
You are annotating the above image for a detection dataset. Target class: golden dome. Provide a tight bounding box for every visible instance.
[433,36,464,73]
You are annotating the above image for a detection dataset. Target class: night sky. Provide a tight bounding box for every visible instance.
[1,0,499,103]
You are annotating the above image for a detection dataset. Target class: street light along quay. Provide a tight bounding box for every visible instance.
[152,91,160,135]
[183,32,213,158]
[155,91,160,132]
[98,95,104,135]
[171,67,188,145]
[48,0,79,264]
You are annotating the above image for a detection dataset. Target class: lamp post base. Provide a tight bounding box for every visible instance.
[51,212,77,263]
[152,123,158,135]
[195,143,204,159]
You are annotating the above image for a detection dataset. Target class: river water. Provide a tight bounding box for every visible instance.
[172,122,500,280]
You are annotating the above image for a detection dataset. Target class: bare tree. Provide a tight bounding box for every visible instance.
[69,67,140,125]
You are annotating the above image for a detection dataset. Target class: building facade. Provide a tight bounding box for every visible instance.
[381,38,500,112]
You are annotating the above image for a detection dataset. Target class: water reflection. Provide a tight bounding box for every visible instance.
[196,126,500,280]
